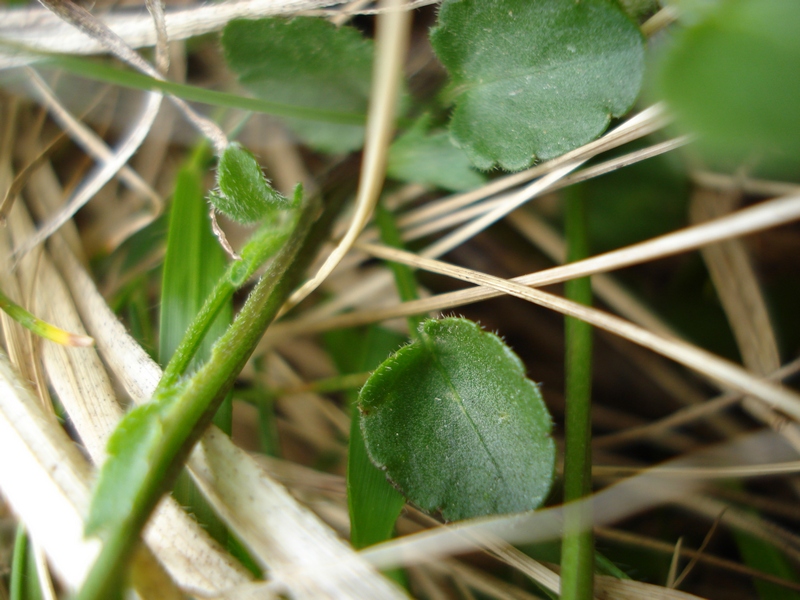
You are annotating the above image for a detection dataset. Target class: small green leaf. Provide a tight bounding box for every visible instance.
[359,317,555,521]
[657,0,800,173]
[387,116,486,192]
[211,143,288,224]
[430,0,645,171]
[222,18,372,154]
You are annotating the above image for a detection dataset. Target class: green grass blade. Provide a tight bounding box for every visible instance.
[327,327,408,549]
[160,145,232,427]
[339,202,421,555]
[561,187,595,600]
[0,286,93,347]
[10,526,44,600]
[34,54,367,126]
[374,202,424,336]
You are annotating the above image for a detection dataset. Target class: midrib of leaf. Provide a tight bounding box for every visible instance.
[420,330,506,486]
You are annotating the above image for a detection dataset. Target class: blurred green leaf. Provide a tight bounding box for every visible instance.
[430,0,645,171]
[387,116,486,191]
[657,0,800,173]
[359,317,556,521]
[223,18,372,153]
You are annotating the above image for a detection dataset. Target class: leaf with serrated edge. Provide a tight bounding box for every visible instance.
[223,18,372,154]
[359,317,555,521]
[431,0,644,171]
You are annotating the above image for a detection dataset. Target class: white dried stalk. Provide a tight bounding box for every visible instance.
[15,69,162,260]
[359,430,799,570]
[281,0,412,315]
[270,194,800,337]
[0,1,350,69]
[0,349,102,592]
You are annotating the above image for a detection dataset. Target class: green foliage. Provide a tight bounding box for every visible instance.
[657,0,800,174]
[387,116,486,191]
[359,317,555,521]
[41,55,366,126]
[430,0,645,171]
[223,18,373,153]
[210,143,289,224]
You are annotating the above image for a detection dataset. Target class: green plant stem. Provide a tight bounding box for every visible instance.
[159,199,299,391]
[75,195,320,600]
[561,188,594,600]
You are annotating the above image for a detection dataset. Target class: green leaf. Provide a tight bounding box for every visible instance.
[387,116,486,192]
[211,143,288,224]
[430,0,645,171]
[656,0,800,173]
[223,18,373,154]
[359,317,555,521]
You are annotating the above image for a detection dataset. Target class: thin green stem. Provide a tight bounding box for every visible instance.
[159,206,299,390]
[561,188,594,600]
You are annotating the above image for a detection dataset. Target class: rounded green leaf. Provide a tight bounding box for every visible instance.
[430,0,645,171]
[212,143,287,224]
[657,0,800,172]
[359,318,555,521]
